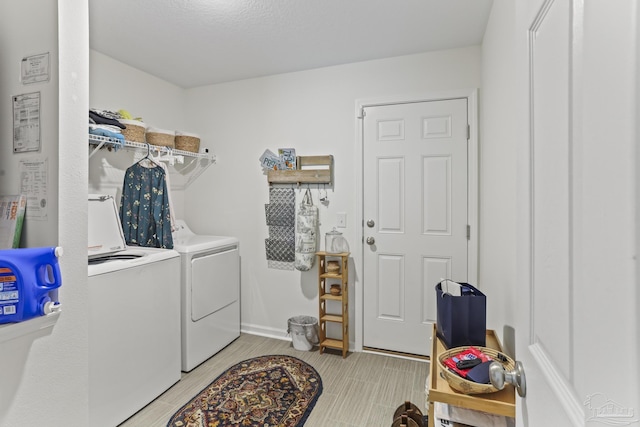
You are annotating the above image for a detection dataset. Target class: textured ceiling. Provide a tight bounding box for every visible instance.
[89,0,493,89]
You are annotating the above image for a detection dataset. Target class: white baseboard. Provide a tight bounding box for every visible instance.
[241,322,358,353]
[241,323,291,341]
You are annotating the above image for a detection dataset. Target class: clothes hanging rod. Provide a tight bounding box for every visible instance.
[88,134,216,162]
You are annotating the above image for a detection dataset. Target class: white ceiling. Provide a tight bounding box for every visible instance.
[89,0,493,89]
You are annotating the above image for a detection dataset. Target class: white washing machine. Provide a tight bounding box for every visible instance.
[88,195,181,427]
[172,220,240,372]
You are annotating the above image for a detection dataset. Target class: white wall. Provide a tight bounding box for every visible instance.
[0,1,90,426]
[0,2,59,247]
[182,47,482,341]
[90,50,186,130]
[479,0,518,353]
[89,50,188,214]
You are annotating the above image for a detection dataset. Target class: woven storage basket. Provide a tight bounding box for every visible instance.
[146,127,175,148]
[437,346,515,395]
[175,131,200,153]
[119,119,147,143]
[327,260,340,273]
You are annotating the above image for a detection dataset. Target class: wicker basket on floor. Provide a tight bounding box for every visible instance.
[437,346,515,395]
[146,127,175,148]
[120,119,147,143]
[175,131,200,153]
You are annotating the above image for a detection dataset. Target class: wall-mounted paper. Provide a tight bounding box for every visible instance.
[13,92,41,153]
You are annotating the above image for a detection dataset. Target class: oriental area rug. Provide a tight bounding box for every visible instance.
[167,355,323,427]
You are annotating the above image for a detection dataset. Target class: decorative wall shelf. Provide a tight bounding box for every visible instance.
[267,155,333,185]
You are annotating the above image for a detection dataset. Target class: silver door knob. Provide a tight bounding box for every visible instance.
[366,237,375,245]
[366,219,375,228]
[489,360,526,397]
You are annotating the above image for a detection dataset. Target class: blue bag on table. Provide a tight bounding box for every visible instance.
[435,280,486,349]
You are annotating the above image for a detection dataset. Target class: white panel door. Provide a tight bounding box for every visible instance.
[363,99,468,356]
[516,1,639,425]
[517,0,575,423]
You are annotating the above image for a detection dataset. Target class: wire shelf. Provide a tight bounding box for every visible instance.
[88,134,216,161]
[88,133,216,189]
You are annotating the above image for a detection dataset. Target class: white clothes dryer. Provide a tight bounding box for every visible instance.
[88,195,181,427]
[172,220,240,372]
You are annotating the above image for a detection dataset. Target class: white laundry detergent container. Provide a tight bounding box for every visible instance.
[287,315,319,351]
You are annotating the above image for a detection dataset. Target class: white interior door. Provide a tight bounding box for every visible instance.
[516,1,639,425]
[362,99,468,356]
[517,0,574,423]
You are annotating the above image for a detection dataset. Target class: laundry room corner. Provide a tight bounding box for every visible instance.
[183,47,482,346]
[87,36,482,352]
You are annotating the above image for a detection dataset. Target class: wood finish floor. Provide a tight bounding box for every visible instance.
[120,333,429,426]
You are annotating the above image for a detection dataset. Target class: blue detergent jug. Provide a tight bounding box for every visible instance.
[0,247,63,323]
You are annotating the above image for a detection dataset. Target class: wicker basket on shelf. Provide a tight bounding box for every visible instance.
[146,127,175,148]
[175,131,200,153]
[120,119,147,143]
[437,346,515,395]
[327,260,340,273]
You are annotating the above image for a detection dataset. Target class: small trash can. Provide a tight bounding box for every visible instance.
[287,315,319,351]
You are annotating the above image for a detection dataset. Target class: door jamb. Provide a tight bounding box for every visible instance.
[354,89,479,352]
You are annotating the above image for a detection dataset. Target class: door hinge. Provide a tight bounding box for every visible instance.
[358,108,366,119]
[467,124,470,140]
[467,224,471,240]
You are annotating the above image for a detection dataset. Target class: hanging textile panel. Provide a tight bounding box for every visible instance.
[265,187,295,269]
[294,188,318,271]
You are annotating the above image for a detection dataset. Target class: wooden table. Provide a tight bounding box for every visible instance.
[427,325,515,426]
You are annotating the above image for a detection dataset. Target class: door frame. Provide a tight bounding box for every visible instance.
[354,89,479,352]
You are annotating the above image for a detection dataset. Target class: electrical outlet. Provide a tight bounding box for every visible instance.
[337,212,347,228]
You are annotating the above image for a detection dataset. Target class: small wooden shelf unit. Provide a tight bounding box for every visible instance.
[317,251,349,358]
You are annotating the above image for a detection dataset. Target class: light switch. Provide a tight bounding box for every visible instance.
[337,212,347,228]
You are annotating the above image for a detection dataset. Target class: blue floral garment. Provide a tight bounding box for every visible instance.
[119,162,173,249]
